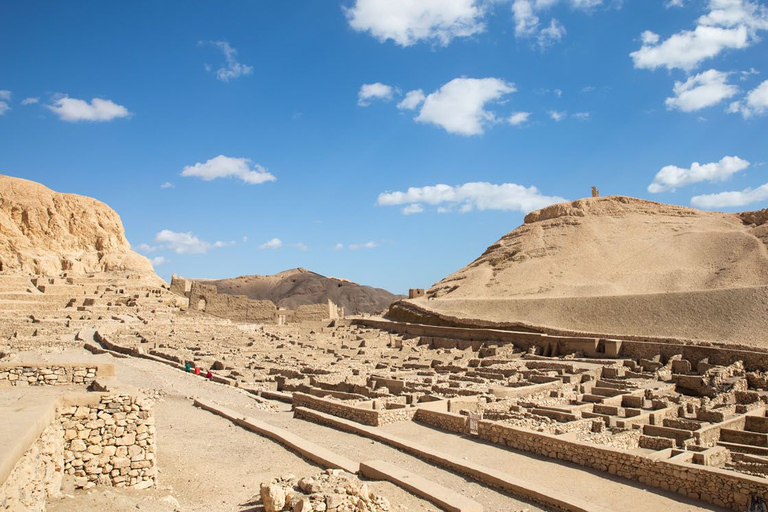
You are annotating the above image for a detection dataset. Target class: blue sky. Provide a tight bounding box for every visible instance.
[1,0,766,293]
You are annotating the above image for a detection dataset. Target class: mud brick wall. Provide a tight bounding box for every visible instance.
[58,394,156,489]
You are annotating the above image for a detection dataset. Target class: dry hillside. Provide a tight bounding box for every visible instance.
[0,174,157,277]
[201,268,403,315]
[389,196,768,346]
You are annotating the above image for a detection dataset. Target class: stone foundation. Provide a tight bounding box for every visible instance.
[58,394,156,489]
[0,364,102,387]
[293,393,416,426]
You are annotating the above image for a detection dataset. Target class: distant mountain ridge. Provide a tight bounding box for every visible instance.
[197,268,403,315]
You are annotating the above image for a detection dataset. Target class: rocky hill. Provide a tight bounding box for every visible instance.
[389,196,768,346]
[199,268,402,315]
[0,174,156,276]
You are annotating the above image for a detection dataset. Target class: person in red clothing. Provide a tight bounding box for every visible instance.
[205,370,213,379]
[194,366,200,375]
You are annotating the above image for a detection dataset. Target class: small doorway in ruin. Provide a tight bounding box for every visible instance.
[196,298,206,311]
[468,412,480,436]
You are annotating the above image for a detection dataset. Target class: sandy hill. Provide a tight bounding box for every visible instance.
[200,268,403,315]
[389,196,768,346]
[0,174,157,276]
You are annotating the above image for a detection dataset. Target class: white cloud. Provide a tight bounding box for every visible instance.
[21,97,38,105]
[259,238,283,250]
[691,182,768,208]
[0,90,10,101]
[572,111,591,120]
[511,0,603,48]
[508,111,531,125]
[549,110,566,121]
[729,79,768,117]
[153,230,235,255]
[377,182,566,214]
[46,96,131,122]
[414,77,515,136]
[348,241,378,250]
[665,69,739,111]
[136,243,160,253]
[160,182,175,189]
[397,89,426,110]
[202,41,253,82]
[334,243,344,251]
[402,203,424,215]
[358,83,397,106]
[0,104,8,116]
[648,155,750,193]
[150,256,168,267]
[666,0,686,7]
[181,155,276,184]
[631,0,768,72]
[344,0,487,47]
[0,90,9,115]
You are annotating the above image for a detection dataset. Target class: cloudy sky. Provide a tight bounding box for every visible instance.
[1,0,766,293]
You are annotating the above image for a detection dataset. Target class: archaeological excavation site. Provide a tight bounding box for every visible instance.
[3,173,768,512]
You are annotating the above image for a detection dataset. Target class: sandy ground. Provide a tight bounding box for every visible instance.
[37,348,727,512]
[411,196,768,346]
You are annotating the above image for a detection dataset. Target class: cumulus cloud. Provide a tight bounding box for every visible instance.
[46,96,131,122]
[358,83,397,106]
[691,183,768,208]
[549,110,566,121]
[666,0,686,6]
[402,203,424,215]
[665,69,739,111]
[160,182,175,189]
[729,79,768,117]
[150,256,167,267]
[0,90,9,116]
[21,97,38,105]
[334,243,344,251]
[508,111,531,125]
[377,182,566,214]
[512,0,603,49]
[572,111,591,120]
[181,155,276,184]
[631,0,768,72]
[201,41,253,82]
[414,77,515,136]
[648,155,750,193]
[397,89,426,110]
[259,238,283,250]
[344,0,487,47]
[152,230,235,255]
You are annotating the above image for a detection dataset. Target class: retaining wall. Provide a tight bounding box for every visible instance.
[0,364,108,387]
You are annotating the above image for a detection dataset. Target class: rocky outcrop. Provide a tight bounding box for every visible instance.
[0,175,155,276]
[201,268,402,315]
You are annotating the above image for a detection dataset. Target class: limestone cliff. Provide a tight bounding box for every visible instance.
[0,174,156,276]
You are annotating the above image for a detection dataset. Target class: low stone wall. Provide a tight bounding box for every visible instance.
[293,393,416,426]
[414,408,468,435]
[0,364,103,387]
[58,394,156,489]
[478,419,768,510]
[0,423,63,512]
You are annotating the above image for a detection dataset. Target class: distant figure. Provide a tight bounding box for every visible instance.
[750,495,768,512]
[206,370,213,379]
[194,366,200,376]
[185,362,192,372]
[591,186,600,198]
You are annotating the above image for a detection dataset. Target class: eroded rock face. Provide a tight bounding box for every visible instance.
[0,174,155,276]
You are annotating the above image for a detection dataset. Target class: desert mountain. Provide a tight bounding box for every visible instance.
[0,174,157,276]
[198,268,403,315]
[389,196,768,346]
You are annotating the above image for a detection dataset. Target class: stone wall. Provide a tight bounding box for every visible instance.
[0,364,101,387]
[58,394,156,489]
[0,423,63,512]
[293,393,416,426]
[188,282,276,323]
[294,303,334,323]
[477,419,768,510]
[413,408,468,434]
